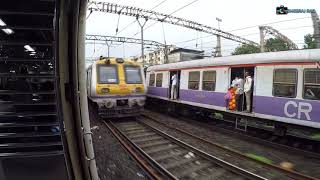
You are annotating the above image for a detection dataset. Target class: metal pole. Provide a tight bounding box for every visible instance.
[108,45,110,57]
[311,11,320,48]
[215,17,222,57]
[136,17,148,65]
[106,41,110,57]
[216,35,221,57]
[164,45,169,64]
[259,26,265,52]
[78,0,99,179]
[141,26,144,63]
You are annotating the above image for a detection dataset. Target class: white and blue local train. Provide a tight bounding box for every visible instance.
[146,49,320,136]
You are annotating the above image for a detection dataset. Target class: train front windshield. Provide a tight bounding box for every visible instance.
[124,66,142,84]
[98,65,118,84]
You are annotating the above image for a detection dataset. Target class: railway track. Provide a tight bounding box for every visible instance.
[140,113,320,180]
[103,119,266,180]
[156,110,320,159]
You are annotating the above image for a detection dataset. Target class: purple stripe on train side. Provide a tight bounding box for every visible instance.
[148,87,320,123]
[253,96,320,123]
[180,89,226,107]
[147,86,168,97]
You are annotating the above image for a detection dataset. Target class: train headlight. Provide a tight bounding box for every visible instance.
[101,88,110,94]
[135,87,143,93]
[104,101,114,108]
[128,99,137,107]
[98,103,104,108]
[137,99,145,107]
[132,87,143,93]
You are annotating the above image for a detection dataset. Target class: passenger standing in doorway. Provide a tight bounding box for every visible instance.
[171,74,177,100]
[234,76,244,111]
[244,71,253,112]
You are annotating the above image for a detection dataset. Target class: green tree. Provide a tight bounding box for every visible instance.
[231,44,259,55]
[303,34,316,49]
[265,37,291,52]
[232,37,293,55]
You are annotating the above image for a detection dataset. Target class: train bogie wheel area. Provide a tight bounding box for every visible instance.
[166,101,177,115]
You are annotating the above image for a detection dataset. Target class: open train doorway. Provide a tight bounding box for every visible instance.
[169,70,181,100]
[230,67,255,112]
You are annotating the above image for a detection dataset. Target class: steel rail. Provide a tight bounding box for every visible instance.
[102,120,175,180]
[109,119,266,180]
[136,119,266,180]
[141,113,320,180]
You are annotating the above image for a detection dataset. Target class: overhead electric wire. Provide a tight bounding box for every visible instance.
[173,17,312,47]
[228,16,310,32]
[112,0,201,56]
[182,24,314,53]
[88,0,169,59]
[93,0,170,58]
[116,0,169,35]
[237,25,313,37]
[131,0,201,37]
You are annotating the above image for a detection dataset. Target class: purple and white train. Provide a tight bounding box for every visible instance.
[146,49,320,137]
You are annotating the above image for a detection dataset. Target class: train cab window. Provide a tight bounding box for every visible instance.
[156,73,163,87]
[98,65,118,84]
[149,74,155,86]
[304,69,320,100]
[124,66,142,84]
[188,71,200,90]
[202,71,216,91]
[273,69,297,98]
[87,68,92,88]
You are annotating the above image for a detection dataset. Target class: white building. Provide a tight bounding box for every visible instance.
[133,45,176,65]
[133,46,207,66]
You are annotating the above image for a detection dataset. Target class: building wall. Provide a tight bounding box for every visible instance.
[134,45,176,65]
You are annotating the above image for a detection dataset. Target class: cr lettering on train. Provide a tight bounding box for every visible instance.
[284,101,312,120]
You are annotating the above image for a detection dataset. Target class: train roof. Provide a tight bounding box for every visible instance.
[147,49,320,72]
[87,57,142,70]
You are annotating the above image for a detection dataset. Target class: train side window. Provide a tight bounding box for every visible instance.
[273,69,297,98]
[156,73,163,87]
[149,74,155,86]
[202,71,216,91]
[188,71,200,90]
[303,69,320,100]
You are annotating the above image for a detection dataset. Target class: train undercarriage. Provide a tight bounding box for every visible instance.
[88,97,145,118]
[146,96,320,142]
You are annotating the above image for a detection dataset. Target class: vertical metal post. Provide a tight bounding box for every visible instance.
[215,17,222,57]
[215,35,222,57]
[78,0,99,179]
[107,45,110,57]
[136,17,148,65]
[164,45,169,64]
[259,26,265,52]
[311,11,320,48]
[106,41,111,57]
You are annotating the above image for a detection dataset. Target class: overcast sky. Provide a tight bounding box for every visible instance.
[85,0,320,61]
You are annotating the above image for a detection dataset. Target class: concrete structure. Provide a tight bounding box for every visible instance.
[167,48,205,63]
[133,45,176,65]
[133,47,206,65]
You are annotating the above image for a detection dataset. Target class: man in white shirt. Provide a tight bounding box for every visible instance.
[234,76,244,111]
[231,78,237,88]
[244,71,253,112]
[171,74,177,100]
